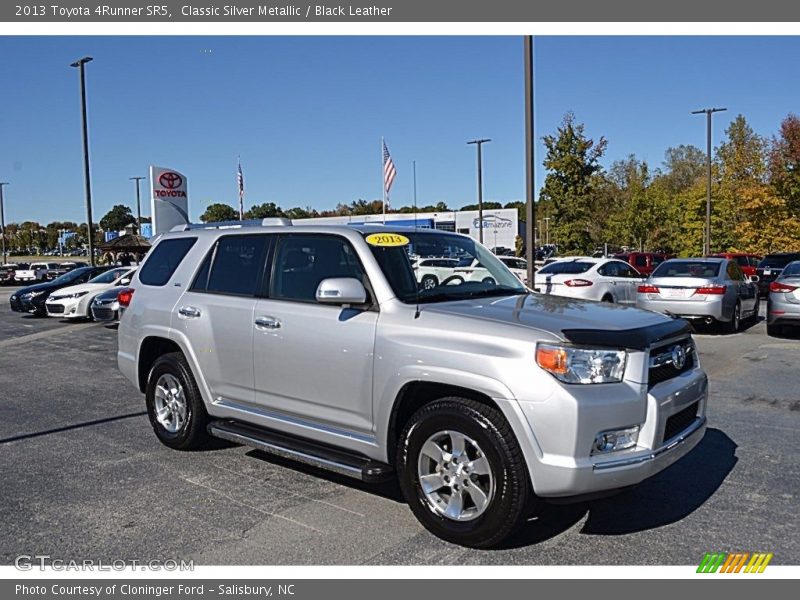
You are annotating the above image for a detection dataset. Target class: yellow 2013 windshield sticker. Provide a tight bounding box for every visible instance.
[365,233,410,247]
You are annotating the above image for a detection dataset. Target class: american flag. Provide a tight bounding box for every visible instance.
[237,159,245,219]
[383,140,397,195]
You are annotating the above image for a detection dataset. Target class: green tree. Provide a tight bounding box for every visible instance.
[460,202,502,211]
[245,202,284,219]
[662,145,706,193]
[540,112,607,254]
[99,204,136,232]
[200,203,238,223]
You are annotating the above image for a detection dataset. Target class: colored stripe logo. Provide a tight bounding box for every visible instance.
[697,552,773,573]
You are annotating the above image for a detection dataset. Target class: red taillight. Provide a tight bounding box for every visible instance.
[117,288,134,308]
[638,285,659,293]
[770,281,798,293]
[694,285,726,295]
[564,279,593,287]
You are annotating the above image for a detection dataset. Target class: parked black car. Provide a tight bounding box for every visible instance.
[9,265,110,316]
[755,252,800,297]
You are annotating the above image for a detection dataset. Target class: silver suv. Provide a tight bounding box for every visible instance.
[118,221,708,548]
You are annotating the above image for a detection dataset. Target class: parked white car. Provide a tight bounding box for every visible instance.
[453,256,530,286]
[533,257,644,304]
[412,257,461,290]
[15,262,60,283]
[45,267,136,319]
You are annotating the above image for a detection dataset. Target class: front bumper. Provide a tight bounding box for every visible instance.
[10,294,47,313]
[504,362,708,498]
[45,297,84,318]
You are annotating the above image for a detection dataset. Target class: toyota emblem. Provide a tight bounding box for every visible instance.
[671,344,686,370]
[159,172,183,189]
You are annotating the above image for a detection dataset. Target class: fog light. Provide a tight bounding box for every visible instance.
[593,426,640,454]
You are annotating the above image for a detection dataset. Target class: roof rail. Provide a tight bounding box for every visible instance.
[169,218,293,233]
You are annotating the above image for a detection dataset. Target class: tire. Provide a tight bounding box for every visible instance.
[145,352,210,450]
[396,397,530,548]
[725,302,741,334]
[420,274,438,290]
[747,296,760,323]
[481,277,496,286]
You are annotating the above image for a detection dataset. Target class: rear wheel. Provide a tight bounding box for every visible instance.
[747,295,760,323]
[145,352,210,450]
[725,302,741,334]
[420,274,438,290]
[396,398,530,548]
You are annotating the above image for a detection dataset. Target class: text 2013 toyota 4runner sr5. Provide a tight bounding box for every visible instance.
[118,221,707,547]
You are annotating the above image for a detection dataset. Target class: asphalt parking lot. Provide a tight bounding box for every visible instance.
[1,284,798,566]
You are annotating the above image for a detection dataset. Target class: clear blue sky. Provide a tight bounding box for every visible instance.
[1,36,799,225]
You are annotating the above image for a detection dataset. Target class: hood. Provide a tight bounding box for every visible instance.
[14,280,61,296]
[424,293,691,350]
[50,282,107,297]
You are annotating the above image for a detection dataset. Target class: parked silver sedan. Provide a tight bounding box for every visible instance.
[89,288,121,322]
[766,260,800,336]
[636,257,760,332]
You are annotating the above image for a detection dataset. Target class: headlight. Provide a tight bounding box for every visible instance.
[22,291,46,299]
[536,343,627,384]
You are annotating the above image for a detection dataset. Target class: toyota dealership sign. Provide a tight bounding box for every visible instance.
[150,165,190,236]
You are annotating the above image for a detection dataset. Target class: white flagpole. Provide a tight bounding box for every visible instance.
[381,137,386,224]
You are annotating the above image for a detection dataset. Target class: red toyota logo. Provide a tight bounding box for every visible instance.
[159,172,183,189]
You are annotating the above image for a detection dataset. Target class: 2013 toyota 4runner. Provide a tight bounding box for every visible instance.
[117,221,707,548]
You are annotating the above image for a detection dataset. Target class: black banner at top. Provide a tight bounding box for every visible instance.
[3,0,800,22]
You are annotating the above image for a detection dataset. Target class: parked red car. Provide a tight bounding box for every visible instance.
[710,253,762,278]
[613,252,672,276]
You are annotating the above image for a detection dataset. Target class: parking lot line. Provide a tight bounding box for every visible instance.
[181,475,327,534]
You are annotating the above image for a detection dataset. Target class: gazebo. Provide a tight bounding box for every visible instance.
[96,234,151,266]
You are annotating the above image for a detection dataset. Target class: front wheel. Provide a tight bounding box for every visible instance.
[145,352,210,450]
[396,398,530,548]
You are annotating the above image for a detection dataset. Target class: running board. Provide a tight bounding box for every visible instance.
[207,420,394,483]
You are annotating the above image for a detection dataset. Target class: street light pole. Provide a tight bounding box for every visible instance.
[0,182,8,265]
[524,35,535,286]
[130,176,145,235]
[467,138,491,244]
[692,107,727,257]
[544,216,550,246]
[71,56,96,266]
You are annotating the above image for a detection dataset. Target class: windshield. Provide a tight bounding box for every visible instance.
[759,255,799,269]
[537,260,594,275]
[51,267,93,285]
[652,261,721,278]
[89,267,131,284]
[365,231,525,303]
[782,261,800,277]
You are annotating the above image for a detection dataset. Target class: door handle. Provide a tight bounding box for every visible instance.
[255,316,281,330]
[178,306,201,319]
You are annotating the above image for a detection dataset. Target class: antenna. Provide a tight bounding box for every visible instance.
[413,160,421,319]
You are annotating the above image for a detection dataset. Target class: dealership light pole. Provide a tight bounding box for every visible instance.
[130,176,146,235]
[0,182,8,264]
[71,56,96,266]
[467,138,491,244]
[544,216,551,246]
[692,107,727,257]
[524,35,535,285]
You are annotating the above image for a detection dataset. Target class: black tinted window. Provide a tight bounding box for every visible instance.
[538,261,594,275]
[206,235,269,296]
[139,238,196,286]
[759,254,800,269]
[271,236,365,302]
[633,255,647,266]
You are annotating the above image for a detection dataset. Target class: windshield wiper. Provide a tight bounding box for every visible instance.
[415,287,526,304]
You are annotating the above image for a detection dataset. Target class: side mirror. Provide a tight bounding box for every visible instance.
[749,275,760,283]
[315,278,367,305]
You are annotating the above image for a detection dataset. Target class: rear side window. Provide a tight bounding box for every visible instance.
[633,255,647,267]
[538,261,594,275]
[203,235,270,297]
[138,238,197,286]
